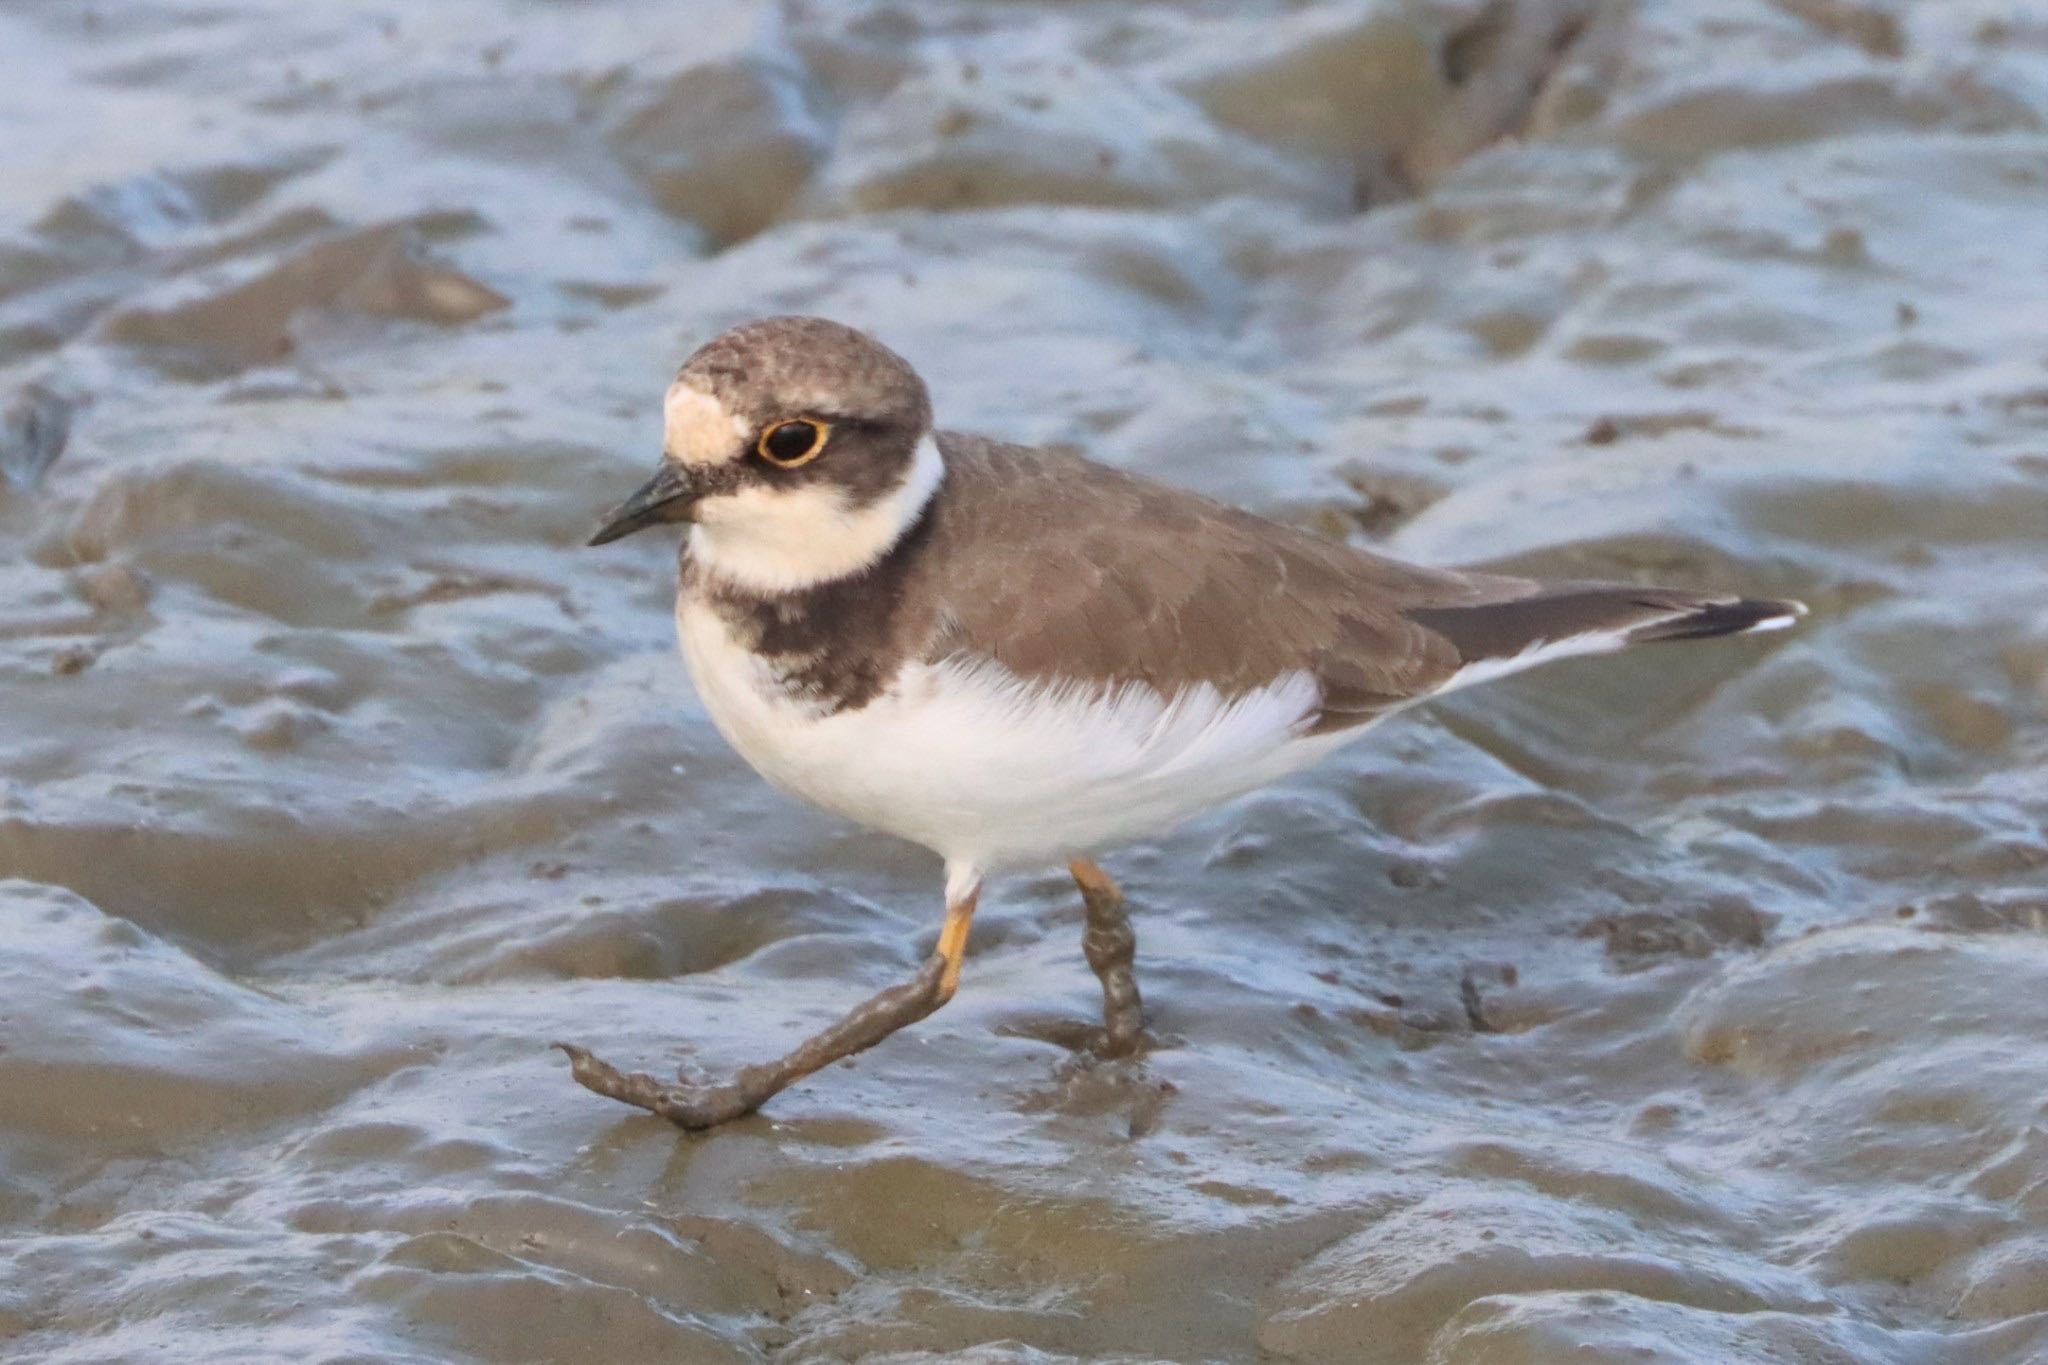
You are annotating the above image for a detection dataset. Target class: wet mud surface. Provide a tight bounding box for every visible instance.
[3,1,2047,1360]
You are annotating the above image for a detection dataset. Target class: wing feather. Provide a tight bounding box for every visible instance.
[917,435,1467,730]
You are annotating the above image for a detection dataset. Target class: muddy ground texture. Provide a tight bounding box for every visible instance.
[4,1,2048,1361]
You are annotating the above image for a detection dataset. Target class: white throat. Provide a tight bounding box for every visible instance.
[688,433,945,593]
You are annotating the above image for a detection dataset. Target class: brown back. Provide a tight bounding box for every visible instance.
[906,435,1490,730]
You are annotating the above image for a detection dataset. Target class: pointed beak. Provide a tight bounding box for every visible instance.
[588,462,698,546]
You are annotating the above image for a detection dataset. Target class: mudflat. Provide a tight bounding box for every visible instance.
[3,2,2046,1361]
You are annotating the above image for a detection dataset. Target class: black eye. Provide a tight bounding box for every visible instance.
[757,419,829,467]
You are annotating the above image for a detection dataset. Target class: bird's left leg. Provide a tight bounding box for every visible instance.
[559,873,981,1129]
[1070,856,1145,1057]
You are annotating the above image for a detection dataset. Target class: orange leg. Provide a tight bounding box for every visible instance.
[1069,856,1146,1057]
[561,882,980,1129]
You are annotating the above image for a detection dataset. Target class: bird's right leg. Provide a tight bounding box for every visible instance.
[1070,856,1146,1057]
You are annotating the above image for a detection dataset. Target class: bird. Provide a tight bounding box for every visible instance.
[559,314,1804,1129]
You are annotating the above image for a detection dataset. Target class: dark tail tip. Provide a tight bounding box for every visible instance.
[1627,596,1807,645]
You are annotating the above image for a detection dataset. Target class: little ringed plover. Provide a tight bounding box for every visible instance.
[561,315,1804,1129]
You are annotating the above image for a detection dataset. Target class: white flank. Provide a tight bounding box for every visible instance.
[677,597,1353,874]
[677,576,1806,875]
[689,433,946,593]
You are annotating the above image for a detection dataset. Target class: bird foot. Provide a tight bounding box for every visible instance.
[555,1043,760,1130]
[1096,1013,1149,1060]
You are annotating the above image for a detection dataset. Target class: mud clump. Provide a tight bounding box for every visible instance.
[103,221,507,378]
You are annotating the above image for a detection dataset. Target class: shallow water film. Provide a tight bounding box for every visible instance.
[5,1,2048,1361]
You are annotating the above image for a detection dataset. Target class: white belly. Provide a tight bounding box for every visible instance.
[676,597,1360,873]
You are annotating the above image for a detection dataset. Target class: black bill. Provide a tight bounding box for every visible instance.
[588,462,697,546]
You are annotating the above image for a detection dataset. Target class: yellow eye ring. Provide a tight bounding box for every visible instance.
[756,418,830,468]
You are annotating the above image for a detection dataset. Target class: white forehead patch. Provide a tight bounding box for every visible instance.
[664,382,752,466]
